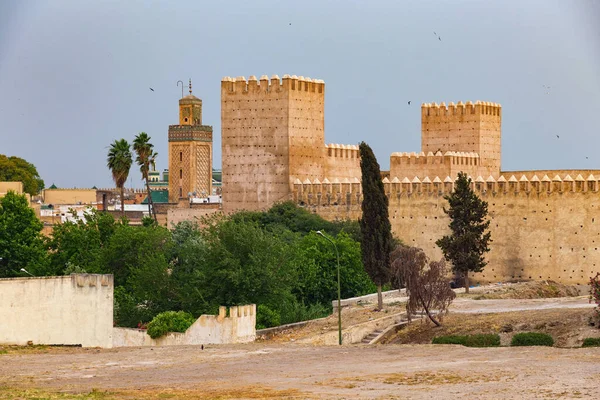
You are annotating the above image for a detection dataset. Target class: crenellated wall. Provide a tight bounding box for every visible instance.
[294,172,600,284]
[0,274,114,348]
[324,144,361,180]
[421,101,501,175]
[389,150,488,181]
[113,304,256,347]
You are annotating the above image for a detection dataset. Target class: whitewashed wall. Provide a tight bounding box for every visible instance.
[0,274,114,348]
[113,305,256,347]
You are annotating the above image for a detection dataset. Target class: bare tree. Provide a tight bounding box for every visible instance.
[391,246,456,326]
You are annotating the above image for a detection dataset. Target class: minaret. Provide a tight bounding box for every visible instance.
[168,79,213,202]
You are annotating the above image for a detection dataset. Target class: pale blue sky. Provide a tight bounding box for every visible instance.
[0,0,598,188]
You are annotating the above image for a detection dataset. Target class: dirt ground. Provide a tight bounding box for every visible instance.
[1,281,599,399]
[1,343,600,399]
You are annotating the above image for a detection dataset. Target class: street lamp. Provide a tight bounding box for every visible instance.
[20,268,34,277]
[316,230,342,345]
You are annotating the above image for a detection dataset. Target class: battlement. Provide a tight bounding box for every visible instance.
[71,273,113,288]
[390,151,480,166]
[422,101,502,117]
[389,151,486,182]
[217,304,256,319]
[293,173,600,206]
[221,74,325,94]
[325,143,359,158]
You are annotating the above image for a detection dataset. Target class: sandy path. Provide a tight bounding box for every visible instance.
[450,296,595,313]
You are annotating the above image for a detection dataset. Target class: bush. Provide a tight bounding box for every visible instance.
[582,337,600,347]
[146,311,196,339]
[511,332,554,347]
[256,305,281,329]
[432,334,500,347]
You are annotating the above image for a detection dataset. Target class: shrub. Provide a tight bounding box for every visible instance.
[432,334,500,347]
[511,332,554,347]
[582,337,600,347]
[256,305,281,329]
[146,311,195,339]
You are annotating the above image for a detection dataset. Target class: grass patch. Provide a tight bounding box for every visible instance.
[0,386,304,399]
[0,388,111,399]
[582,337,600,347]
[511,332,554,347]
[432,334,500,347]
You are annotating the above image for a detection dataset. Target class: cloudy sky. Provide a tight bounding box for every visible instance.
[0,0,598,189]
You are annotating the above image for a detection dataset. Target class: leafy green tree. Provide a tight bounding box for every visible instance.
[198,217,297,309]
[99,223,173,289]
[133,132,158,221]
[359,141,393,310]
[232,201,361,241]
[436,172,491,293]
[0,191,47,276]
[46,208,118,275]
[107,139,133,216]
[167,221,212,316]
[0,154,45,195]
[292,231,376,305]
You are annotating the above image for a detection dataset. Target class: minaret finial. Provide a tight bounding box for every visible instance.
[188,79,192,95]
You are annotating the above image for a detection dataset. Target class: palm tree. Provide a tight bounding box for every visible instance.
[133,132,158,221]
[107,139,132,216]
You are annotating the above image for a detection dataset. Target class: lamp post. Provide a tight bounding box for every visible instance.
[316,230,342,345]
[20,268,34,277]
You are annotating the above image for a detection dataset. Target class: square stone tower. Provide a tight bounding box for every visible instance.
[221,75,326,212]
[421,101,502,175]
[168,80,213,202]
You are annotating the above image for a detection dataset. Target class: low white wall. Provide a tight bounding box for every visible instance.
[332,289,407,309]
[113,304,256,347]
[0,274,114,348]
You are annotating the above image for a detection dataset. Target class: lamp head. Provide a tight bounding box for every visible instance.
[316,230,323,236]
[20,268,26,272]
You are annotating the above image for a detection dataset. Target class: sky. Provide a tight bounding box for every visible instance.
[0,0,599,189]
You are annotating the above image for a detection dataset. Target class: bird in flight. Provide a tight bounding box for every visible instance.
[434,31,441,41]
[556,135,560,139]
[149,87,154,92]
[408,101,411,105]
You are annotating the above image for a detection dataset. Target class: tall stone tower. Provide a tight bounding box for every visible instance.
[221,75,326,212]
[168,80,213,202]
[421,101,502,174]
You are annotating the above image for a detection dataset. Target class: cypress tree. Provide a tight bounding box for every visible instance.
[359,142,392,310]
[436,172,491,293]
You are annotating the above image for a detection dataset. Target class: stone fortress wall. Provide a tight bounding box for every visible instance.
[219,74,600,284]
[293,174,600,284]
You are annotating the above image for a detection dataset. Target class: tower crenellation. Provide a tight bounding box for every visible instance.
[421,100,502,177]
